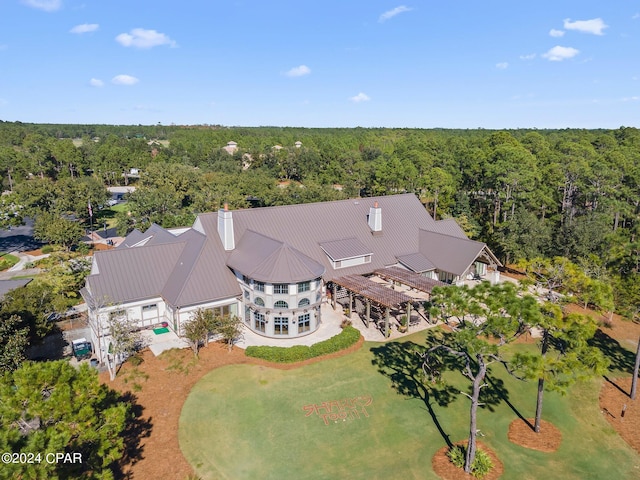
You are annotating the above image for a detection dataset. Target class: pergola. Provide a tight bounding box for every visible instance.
[373,266,447,295]
[330,274,413,337]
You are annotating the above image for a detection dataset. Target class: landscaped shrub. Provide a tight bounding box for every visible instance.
[446,444,494,479]
[245,326,360,363]
[41,245,54,254]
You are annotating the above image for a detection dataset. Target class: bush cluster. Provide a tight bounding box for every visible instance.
[447,444,493,479]
[245,326,360,363]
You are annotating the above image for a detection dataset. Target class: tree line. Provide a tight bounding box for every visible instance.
[0,122,637,320]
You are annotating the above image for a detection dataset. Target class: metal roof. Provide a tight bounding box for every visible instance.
[198,193,440,282]
[430,218,469,239]
[396,252,436,273]
[86,225,241,308]
[418,230,487,276]
[0,278,32,300]
[373,266,447,295]
[319,237,372,261]
[332,274,412,308]
[227,230,325,283]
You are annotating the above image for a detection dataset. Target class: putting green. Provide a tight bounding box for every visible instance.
[179,338,640,480]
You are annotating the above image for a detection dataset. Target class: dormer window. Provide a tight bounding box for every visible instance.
[320,238,373,270]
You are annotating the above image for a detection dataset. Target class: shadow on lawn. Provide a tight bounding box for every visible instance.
[371,341,524,442]
[371,341,457,447]
[589,330,635,375]
[589,329,636,396]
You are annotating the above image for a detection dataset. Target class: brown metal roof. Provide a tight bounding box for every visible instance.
[332,274,412,308]
[319,237,372,261]
[373,266,447,294]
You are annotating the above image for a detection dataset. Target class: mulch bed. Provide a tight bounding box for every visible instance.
[599,377,640,453]
[104,335,364,479]
[432,441,504,480]
[507,418,562,452]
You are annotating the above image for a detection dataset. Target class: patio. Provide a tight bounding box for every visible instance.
[140,327,189,356]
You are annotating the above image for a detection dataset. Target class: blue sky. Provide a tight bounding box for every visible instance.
[0,1,638,128]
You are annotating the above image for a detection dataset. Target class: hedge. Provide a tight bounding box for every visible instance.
[245,326,361,363]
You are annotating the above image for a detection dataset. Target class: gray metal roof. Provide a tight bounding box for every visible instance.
[430,218,469,239]
[227,230,325,283]
[396,252,436,273]
[86,193,499,311]
[0,278,32,300]
[418,230,486,276]
[87,225,241,308]
[87,242,186,305]
[319,237,372,261]
[199,193,440,282]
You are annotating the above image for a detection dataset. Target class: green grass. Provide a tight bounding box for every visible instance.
[0,253,19,271]
[179,333,640,480]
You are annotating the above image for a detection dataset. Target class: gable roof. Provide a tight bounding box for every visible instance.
[87,242,186,305]
[227,230,325,283]
[418,230,489,276]
[87,224,240,308]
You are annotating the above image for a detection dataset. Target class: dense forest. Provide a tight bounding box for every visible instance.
[0,120,638,320]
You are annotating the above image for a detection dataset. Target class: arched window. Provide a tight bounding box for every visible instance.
[254,297,265,306]
[298,298,310,308]
[274,300,288,309]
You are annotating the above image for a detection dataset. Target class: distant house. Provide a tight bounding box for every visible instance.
[81,194,501,363]
[222,141,238,154]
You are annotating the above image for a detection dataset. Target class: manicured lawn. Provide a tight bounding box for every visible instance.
[0,253,19,271]
[179,333,639,480]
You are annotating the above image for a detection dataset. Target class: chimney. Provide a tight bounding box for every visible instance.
[368,201,382,233]
[217,203,235,250]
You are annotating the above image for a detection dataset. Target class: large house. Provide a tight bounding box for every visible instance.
[81,194,501,363]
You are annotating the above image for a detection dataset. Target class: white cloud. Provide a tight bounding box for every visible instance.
[89,78,104,87]
[21,0,61,12]
[379,5,412,23]
[542,45,579,61]
[115,28,176,49]
[623,96,640,102]
[563,18,608,35]
[549,29,565,37]
[633,13,640,20]
[111,74,139,86]
[519,53,536,60]
[284,65,311,77]
[349,92,371,103]
[496,62,508,70]
[70,23,99,34]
